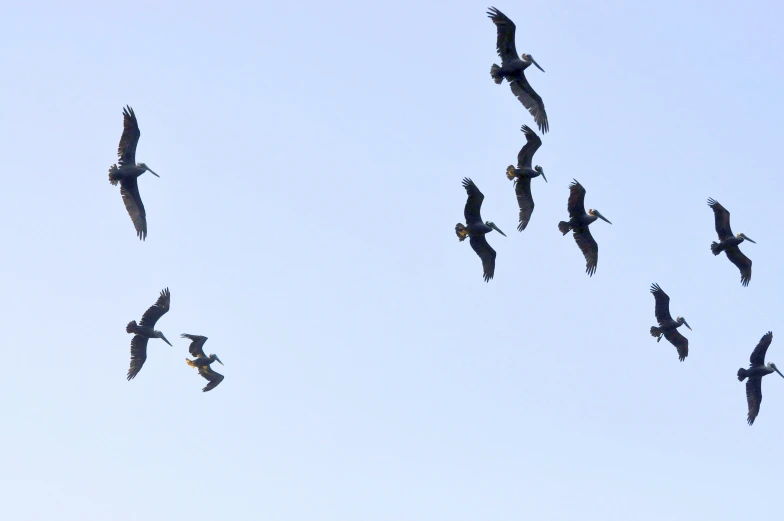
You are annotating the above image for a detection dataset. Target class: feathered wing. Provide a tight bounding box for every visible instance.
[745,377,762,425]
[650,283,674,324]
[572,227,598,276]
[182,334,209,359]
[486,7,518,65]
[515,177,535,231]
[749,331,773,367]
[119,177,148,240]
[509,78,548,133]
[118,105,141,167]
[725,246,752,287]
[663,329,689,361]
[567,179,587,219]
[198,366,225,392]
[517,124,542,169]
[127,335,149,380]
[707,198,733,240]
[469,235,497,282]
[462,177,485,225]
[140,288,171,328]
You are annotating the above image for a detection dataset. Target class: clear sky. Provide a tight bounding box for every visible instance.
[2,1,784,519]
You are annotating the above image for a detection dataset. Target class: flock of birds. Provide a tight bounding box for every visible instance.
[454,7,781,425]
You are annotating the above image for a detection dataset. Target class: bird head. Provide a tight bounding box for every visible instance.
[738,233,756,244]
[210,354,224,365]
[535,165,547,182]
[589,209,612,224]
[522,54,545,72]
[677,317,692,330]
[156,331,172,346]
[506,165,516,180]
[138,163,160,177]
[485,221,507,237]
[768,362,784,378]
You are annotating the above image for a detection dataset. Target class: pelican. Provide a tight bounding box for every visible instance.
[487,6,548,133]
[558,180,611,276]
[182,334,225,392]
[455,177,507,282]
[108,105,160,240]
[707,198,755,286]
[507,124,546,231]
[738,331,783,425]
[126,288,172,380]
[649,283,691,361]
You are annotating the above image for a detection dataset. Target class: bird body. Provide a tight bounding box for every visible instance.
[558,180,610,276]
[649,283,691,361]
[737,331,782,425]
[126,288,172,380]
[707,198,754,286]
[455,178,506,282]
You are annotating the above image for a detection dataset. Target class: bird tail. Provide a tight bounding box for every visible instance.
[558,221,571,235]
[490,64,503,84]
[650,326,662,338]
[126,320,138,334]
[186,358,197,368]
[455,223,468,242]
[737,368,748,382]
[108,164,120,186]
[711,241,723,255]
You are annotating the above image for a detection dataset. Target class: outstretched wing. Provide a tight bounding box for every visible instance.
[469,235,497,282]
[119,177,147,240]
[517,124,542,169]
[487,7,518,65]
[140,288,170,328]
[181,334,208,359]
[707,198,733,240]
[127,335,149,380]
[567,179,587,219]
[725,246,752,287]
[650,283,674,324]
[118,105,141,167]
[572,227,598,276]
[749,331,773,367]
[198,365,225,392]
[514,177,535,231]
[745,377,763,425]
[462,177,485,226]
[509,77,549,133]
[663,329,689,362]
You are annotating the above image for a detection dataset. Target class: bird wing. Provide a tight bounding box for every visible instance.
[462,177,485,225]
[198,365,225,392]
[181,334,208,358]
[140,288,171,328]
[572,226,598,276]
[707,198,733,240]
[119,177,147,240]
[486,7,518,66]
[514,177,535,231]
[663,329,689,361]
[567,179,587,219]
[469,235,497,282]
[745,376,763,425]
[509,77,549,133]
[649,283,674,324]
[517,124,542,169]
[749,331,773,367]
[127,335,149,380]
[118,105,141,167]
[725,246,752,287]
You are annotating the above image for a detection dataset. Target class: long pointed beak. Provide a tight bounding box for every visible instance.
[683,321,692,331]
[596,213,612,225]
[745,236,756,244]
[160,334,172,346]
[490,223,507,237]
[215,357,224,366]
[147,168,160,178]
[775,367,784,379]
[530,57,545,73]
[540,172,547,182]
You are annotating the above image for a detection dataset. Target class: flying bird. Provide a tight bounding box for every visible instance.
[558,180,611,276]
[182,334,225,392]
[108,106,160,240]
[455,177,507,282]
[649,283,691,362]
[707,198,755,286]
[738,331,783,425]
[126,288,172,380]
[507,125,546,231]
[487,6,549,133]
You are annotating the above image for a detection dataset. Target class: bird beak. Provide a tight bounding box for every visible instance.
[774,367,784,379]
[744,235,756,244]
[215,356,224,366]
[489,223,507,237]
[530,56,545,73]
[147,167,160,178]
[682,320,692,331]
[595,212,612,225]
[160,334,172,346]
[540,172,547,182]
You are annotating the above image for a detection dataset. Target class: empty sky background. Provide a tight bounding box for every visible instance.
[2,1,784,519]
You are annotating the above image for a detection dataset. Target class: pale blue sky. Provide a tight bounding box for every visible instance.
[2,1,784,519]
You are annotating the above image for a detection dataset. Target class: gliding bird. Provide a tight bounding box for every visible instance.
[649,283,691,362]
[507,124,546,231]
[456,177,507,282]
[182,334,225,392]
[487,6,549,133]
[707,198,755,286]
[108,105,160,240]
[558,180,611,276]
[737,331,783,425]
[126,288,172,380]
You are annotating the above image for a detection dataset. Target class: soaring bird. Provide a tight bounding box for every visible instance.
[738,331,783,425]
[182,334,225,392]
[455,177,507,282]
[707,198,755,286]
[507,125,546,231]
[558,180,611,276]
[649,283,691,362]
[487,6,548,133]
[126,288,172,380]
[108,106,160,240]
